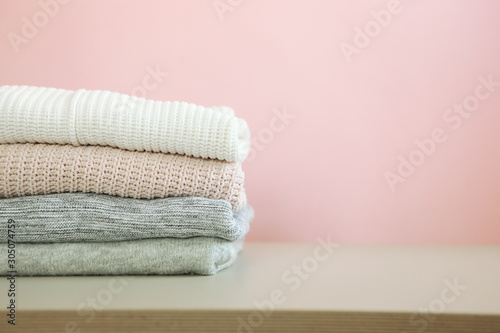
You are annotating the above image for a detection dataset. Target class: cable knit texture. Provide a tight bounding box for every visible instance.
[0,85,251,162]
[0,193,253,243]
[0,143,246,210]
[0,237,243,276]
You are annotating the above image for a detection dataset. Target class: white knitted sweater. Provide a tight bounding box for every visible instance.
[0,85,251,162]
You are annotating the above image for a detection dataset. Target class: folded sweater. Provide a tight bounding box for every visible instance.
[0,143,246,211]
[0,85,250,162]
[0,237,243,276]
[0,193,253,243]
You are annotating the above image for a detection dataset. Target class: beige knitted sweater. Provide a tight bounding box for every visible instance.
[0,144,246,211]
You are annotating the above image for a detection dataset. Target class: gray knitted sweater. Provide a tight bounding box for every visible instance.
[0,193,253,243]
[1,237,243,276]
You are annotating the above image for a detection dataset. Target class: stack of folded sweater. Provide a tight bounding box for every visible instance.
[0,85,253,276]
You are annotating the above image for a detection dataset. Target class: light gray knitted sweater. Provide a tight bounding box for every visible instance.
[0,237,243,276]
[0,193,253,243]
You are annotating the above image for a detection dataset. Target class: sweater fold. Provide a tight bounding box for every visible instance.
[0,85,251,162]
[0,143,246,210]
[0,237,243,276]
[0,193,253,243]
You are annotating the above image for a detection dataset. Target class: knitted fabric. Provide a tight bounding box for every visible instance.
[0,193,253,243]
[0,143,246,211]
[0,237,243,276]
[0,85,251,162]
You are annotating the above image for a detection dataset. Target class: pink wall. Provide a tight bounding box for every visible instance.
[1,0,500,244]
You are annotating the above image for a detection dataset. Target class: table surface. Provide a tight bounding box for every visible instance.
[1,242,499,314]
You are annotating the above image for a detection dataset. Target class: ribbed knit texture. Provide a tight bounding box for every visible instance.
[0,85,251,162]
[0,193,253,243]
[0,143,246,211]
[0,237,243,276]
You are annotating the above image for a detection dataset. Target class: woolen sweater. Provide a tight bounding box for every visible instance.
[0,85,251,162]
[0,143,246,210]
[0,193,253,243]
[0,237,243,276]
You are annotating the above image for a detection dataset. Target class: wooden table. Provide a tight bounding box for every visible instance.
[1,243,499,332]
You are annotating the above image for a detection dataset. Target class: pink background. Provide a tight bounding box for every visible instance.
[1,0,500,244]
